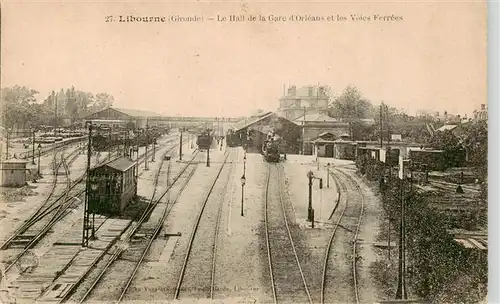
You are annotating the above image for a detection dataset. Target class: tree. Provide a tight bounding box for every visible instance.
[0,85,40,129]
[328,85,373,120]
[94,93,114,111]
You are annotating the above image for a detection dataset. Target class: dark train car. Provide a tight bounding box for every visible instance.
[197,132,213,150]
[226,130,241,147]
[262,139,280,162]
[88,157,137,216]
[92,131,122,151]
[409,149,448,171]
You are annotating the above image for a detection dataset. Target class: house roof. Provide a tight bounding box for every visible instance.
[436,124,458,132]
[112,107,162,118]
[104,157,136,172]
[231,112,277,132]
[311,139,337,144]
[2,158,28,164]
[294,113,338,123]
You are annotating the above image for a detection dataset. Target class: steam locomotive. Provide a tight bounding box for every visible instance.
[262,132,281,162]
[197,131,213,150]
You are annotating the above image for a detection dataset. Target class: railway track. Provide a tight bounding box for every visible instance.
[76,145,199,303]
[264,163,312,304]
[1,147,78,250]
[173,149,233,300]
[2,137,181,273]
[321,167,365,304]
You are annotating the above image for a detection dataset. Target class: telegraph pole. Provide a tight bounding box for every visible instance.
[144,118,149,171]
[396,173,408,299]
[54,98,57,136]
[108,126,112,160]
[82,122,92,247]
[380,103,383,148]
[31,128,36,164]
[302,107,306,154]
[136,121,139,178]
[206,129,210,167]
[179,128,183,161]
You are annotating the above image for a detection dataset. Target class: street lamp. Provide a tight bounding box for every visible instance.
[307,171,314,221]
[31,127,36,164]
[326,163,330,188]
[6,128,12,160]
[241,175,246,216]
[307,170,323,222]
[37,144,42,176]
[243,152,247,175]
[206,129,211,167]
[152,138,156,162]
[179,128,183,161]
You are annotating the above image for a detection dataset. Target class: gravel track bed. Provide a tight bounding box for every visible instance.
[215,150,269,302]
[322,168,363,303]
[176,152,234,300]
[118,150,223,302]
[265,164,311,303]
[72,140,187,302]
[336,167,382,304]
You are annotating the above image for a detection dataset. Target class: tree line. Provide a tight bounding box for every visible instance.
[326,85,445,143]
[1,85,115,131]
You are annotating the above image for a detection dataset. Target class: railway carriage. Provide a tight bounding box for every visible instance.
[88,157,137,215]
[196,131,213,150]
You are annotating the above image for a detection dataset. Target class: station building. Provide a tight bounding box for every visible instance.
[84,107,162,129]
[230,112,301,154]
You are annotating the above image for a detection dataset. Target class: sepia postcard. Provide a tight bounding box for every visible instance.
[0,1,488,303]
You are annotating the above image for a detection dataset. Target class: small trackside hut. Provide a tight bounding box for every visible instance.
[88,157,137,216]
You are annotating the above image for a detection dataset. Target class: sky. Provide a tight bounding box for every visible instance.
[1,1,487,118]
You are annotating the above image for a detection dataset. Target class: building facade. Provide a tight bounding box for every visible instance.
[277,85,330,121]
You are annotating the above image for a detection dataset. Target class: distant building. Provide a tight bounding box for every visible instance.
[230,112,301,154]
[473,104,488,121]
[277,85,330,121]
[84,107,162,129]
[435,124,465,137]
[293,113,350,155]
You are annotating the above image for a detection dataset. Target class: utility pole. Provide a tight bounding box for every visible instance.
[6,129,10,160]
[179,128,183,161]
[123,130,127,157]
[380,103,383,148]
[108,126,112,160]
[31,128,36,164]
[206,129,210,167]
[307,171,313,221]
[144,118,149,171]
[54,98,57,136]
[152,138,156,162]
[136,121,139,178]
[396,175,408,299]
[302,107,306,155]
[386,104,391,147]
[82,122,92,247]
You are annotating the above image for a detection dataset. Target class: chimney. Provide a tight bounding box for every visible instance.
[444,111,448,116]
[288,85,296,96]
[318,86,325,96]
[481,104,486,110]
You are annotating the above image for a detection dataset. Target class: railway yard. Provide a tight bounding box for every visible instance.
[0,128,386,304]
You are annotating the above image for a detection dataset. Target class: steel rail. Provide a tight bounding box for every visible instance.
[77,144,196,304]
[174,150,231,300]
[320,169,349,304]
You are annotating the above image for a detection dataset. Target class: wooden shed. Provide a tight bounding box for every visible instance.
[0,158,28,187]
[88,157,137,215]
